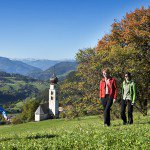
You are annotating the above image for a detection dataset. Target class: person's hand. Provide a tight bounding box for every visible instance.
[113,99,116,103]
[5,116,11,122]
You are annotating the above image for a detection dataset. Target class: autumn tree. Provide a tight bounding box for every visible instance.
[59,7,149,118]
[97,6,150,114]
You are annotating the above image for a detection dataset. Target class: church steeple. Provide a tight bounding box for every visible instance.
[50,73,58,85]
[49,74,59,118]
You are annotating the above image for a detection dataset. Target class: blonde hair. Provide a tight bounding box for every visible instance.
[102,68,111,74]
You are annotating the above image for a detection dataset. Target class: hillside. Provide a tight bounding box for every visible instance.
[0,71,48,104]
[28,61,77,81]
[0,112,149,149]
[0,57,42,75]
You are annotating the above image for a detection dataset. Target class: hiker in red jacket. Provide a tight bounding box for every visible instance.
[99,68,118,126]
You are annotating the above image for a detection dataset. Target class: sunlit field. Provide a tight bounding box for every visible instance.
[0,111,149,150]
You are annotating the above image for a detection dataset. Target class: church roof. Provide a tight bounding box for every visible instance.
[35,103,49,115]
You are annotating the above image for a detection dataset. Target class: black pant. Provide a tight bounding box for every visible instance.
[101,95,113,126]
[121,100,133,124]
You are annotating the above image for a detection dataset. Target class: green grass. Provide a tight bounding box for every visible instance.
[0,112,150,150]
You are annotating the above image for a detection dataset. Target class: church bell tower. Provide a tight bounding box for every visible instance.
[49,74,59,118]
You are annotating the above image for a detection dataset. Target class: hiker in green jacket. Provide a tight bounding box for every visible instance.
[121,72,136,125]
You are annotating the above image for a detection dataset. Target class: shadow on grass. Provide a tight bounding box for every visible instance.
[112,121,150,127]
[0,137,13,142]
[26,134,58,139]
[0,134,58,142]
[136,121,150,125]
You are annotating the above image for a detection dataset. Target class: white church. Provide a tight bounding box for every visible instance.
[35,74,59,121]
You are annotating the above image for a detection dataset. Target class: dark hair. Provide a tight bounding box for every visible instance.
[125,72,132,80]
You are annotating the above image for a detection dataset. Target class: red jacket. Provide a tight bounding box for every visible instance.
[99,77,118,99]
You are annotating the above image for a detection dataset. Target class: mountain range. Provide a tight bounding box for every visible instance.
[12,59,61,71]
[0,57,42,75]
[0,56,77,80]
[28,61,77,81]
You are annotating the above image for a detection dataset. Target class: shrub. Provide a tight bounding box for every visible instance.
[11,115,23,124]
[21,98,39,122]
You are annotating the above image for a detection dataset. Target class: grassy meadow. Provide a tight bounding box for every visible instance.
[0,111,149,150]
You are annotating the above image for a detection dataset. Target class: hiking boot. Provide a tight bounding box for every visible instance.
[104,124,110,127]
[123,122,127,125]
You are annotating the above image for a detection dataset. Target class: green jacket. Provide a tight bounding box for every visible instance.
[122,80,136,103]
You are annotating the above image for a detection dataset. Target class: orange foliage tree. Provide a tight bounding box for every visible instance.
[59,7,149,118]
[96,7,150,115]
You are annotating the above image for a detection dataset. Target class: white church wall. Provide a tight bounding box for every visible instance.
[35,114,48,121]
[35,114,40,121]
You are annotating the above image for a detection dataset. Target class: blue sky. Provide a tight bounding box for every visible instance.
[0,0,149,60]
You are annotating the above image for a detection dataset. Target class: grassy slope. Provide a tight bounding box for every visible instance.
[0,112,149,150]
